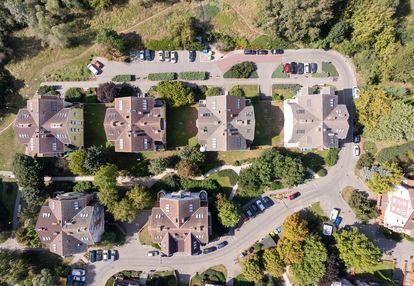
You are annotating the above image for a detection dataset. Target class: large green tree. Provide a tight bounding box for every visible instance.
[276,237,303,265]
[367,162,403,193]
[94,164,118,190]
[241,255,263,283]
[216,193,241,228]
[12,153,43,189]
[334,228,381,272]
[263,247,285,277]
[68,149,88,175]
[156,81,195,107]
[390,43,414,84]
[31,268,58,286]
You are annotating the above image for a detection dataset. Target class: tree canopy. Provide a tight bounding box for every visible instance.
[156,81,195,107]
[263,247,285,277]
[241,254,263,283]
[367,162,403,193]
[282,212,308,242]
[216,193,242,228]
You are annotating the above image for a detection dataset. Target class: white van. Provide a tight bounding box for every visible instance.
[330,208,340,221]
[87,63,99,75]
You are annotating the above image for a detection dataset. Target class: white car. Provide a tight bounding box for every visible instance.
[255,199,265,212]
[353,145,360,156]
[304,63,310,73]
[73,276,86,282]
[352,87,360,99]
[87,64,99,75]
[158,50,164,62]
[102,250,108,261]
[171,51,178,64]
[147,250,159,257]
[72,269,86,276]
[330,208,340,221]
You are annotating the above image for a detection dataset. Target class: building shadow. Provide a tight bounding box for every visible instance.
[120,210,151,237]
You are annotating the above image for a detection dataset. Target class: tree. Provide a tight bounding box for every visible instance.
[73,181,96,192]
[356,153,375,169]
[68,149,88,175]
[127,185,153,210]
[148,157,169,175]
[226,61,256,78]
[31,268,58,286]
[176,160,200,178]
[64,87,83,102]
[229,86,245,97]
[318,254,340,286]
[290,235,327,286]
[166,14,197,48]
[97,82,119,103]
[20,187,45,207]
[263,247,285,277]
[276,237,303,265]
[325,148,340,166]
[276,156,305,187]
[12,153,43,189]
[0,249,28,285]
[238,167,262,192]
[178,146,206,164]
[94,164,118,190]
[83,146,108,174]
[349,190,378,222]
[326,21,351,45]
[16,223,42,248]
[334,228,381,272]
[0,68,16,111]
[156,81,195,107]
[97,186,118,208]
[367,162,403,193]
[88,0,112,11]
[241,255,263,283]
[205,86,222,97]
[390,43,414,84]
[216,193,241,228]
[111,197,138,223]
[282,212,308,242]
[95,28,124,52]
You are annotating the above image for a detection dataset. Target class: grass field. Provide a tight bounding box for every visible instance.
[166,105,198,149]
[252,102,284,146]
[84,104,107,147]
[356,261,395,284]
[272,64,289,78]
[322,62,339,77]
[233,84,260,100]
[272,84,302,100]
[208,170,238,194]
[0,120,25,170]
[138,225,152,245]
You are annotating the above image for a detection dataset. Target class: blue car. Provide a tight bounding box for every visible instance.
[334,216,342,228]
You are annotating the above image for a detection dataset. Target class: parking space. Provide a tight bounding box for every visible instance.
[129,50,210,64]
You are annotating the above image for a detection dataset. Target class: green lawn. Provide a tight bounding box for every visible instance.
[166,105,198,149]
[138,225,152,246]
[233,274,254,286]
[84,104,107,147]
[272,64,289,78]
[0,119,25,170]
[191,265,227,286]
[356,261,395,285]
[321,62,339,77]
[208,170,238,195]
[233,84,260,101]
[148,271,176,286]
[272,84,302,100]
[252,102,284,147]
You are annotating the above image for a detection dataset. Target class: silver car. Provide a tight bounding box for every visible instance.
[171,51,178,64]
[158,50,164,62]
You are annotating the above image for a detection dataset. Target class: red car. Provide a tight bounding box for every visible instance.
[283,63,291,73]
[93,60,104,69]
[288,192,301,200]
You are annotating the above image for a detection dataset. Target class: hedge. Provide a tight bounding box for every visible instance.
[376,141,414,163]
[179,72,208,80]
[112,74,133,82]
[65,87,84,102]
[148,72,177,81]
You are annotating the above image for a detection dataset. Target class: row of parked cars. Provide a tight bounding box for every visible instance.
[243,196,274,220]
[130,50,197,63]
[244,49,284,55]
[89,249,118,263]
[202,240,229,254]
[283,62,318,74]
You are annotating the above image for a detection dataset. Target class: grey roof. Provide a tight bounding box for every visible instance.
[196,96,255,151]
[284,86,349,149]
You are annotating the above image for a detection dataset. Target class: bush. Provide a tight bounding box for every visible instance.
[376,141,414,163]
[223,61,256,78]
[357,153,375,169]
[148,157,169,175]
[179,72,208,80]
[349,190,379,222]
[229,86,245,97]
[156,81,195,107]
[206,87,222,97]
[112,74,133,82]
[317,169,327,177]
[272,94,284,101]
[363,141,377,154]
[97,82,120,103]
[148,73,177,81]
[65,88,84,102]
[325,148,340,166]
[37,85,59,96]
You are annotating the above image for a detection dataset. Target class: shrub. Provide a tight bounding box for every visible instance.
[357,153,375,169]
[156,81,195,107]
[229,86,245,97]
[325,148,340,166]
[179,72,208,80]
[349,190,378,222]
[148,157,169,175]
[97,82,119,103]
[148,73,177,81]
[37,85,59,96]
[82,94,97,103]
[205,87,222,97]
[272,94,284,101]
[112,74,133,82]
[363,141,377,154]
[65,88,84,102]
[376,141,414,163]
[317,169,327,177]
[223,61,256,78]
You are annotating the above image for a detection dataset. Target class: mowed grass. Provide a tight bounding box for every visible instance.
[0,122,25,170]
[84,104,107,147]
[356,261,395,284]
[166,105,198,149]
[191,264,227,286]
[233,84,259,100]
[252,101,284,146]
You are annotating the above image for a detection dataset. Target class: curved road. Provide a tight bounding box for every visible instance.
[86,49,360,285]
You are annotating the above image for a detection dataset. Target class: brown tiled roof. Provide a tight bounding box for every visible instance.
[284,87,349,149]
[196,96,255,151]
[149,191,209,255]
[35,192,104,257]
[103,97,166,152]
[14,95,83,157]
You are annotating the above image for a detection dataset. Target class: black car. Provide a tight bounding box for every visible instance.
[250,203,259,213]
[354,135,361,143]
[189,50,196,62]
[271,49,284,54]
[310,63,318,73]
[244,49,254,55]
[96,250,103,261]
[297,63,304,74]
[203,246,217,254]
[244,209,254,218]
[216,241,228,249]
[261,196,274,208]
[257,49,268,55]
[290,62,298,74]
[145,49,153,61]
[73,282,85,286]
[160,253,173,257]
[89,250,96,263]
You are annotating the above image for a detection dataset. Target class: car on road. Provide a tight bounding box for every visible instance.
[158,51,164,61]
[171,51,178,64]
[257,49,268,55]
[147,250,159,257]
[96,249,103,261]
[111,249,118,261]
[261,196,274,208]
[288,192,301,200]
[73,276,86,282]
[310,63,318,73]
[297,62,304,74]
[244,49,255,55]
[330,208,340,221]
[102,250,108,261]
[203,246,217,254]
[290,62,298,74]
[145,49,153,61]
[89,250,96,263]
[353,145,360,156]
[271,49,284,54]
[304,63,310,73]
[250,203,259,214]
[216,241,228,249]
[164,51,170,62]
[244,209,254,219]
[109,250,115,261]
[354,135,361,143]
[352,86,360,99]
[72,269,86,276]
[255,199,265,212]
[139,50,145,60]
[189,50,196,62]
[283,63,291,73]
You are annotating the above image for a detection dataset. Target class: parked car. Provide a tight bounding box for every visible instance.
[244,209,254,219]
[161,253,173,257]
[330,208,340,221]
[164,51,171,62]
[102,250,108,261]
[271,49,284,54]
[72,269,86,276]
[255,199,265,212]
[109,250,115,262]
[203,246,217,254]
[250,203,259,213]
[354,135,361,143]
[257,49,268,55]
[244,49,254,55]
[334,216,342,228]
[216,241,228,249]
[240,250,247,258]
[89,250,96,263]
[158,51,164,61]
[145,49,153,61]
[147,250,159,257]
[288,192,301,200]
[304,63,310,73]
[171,51,178,64]
[73,282,85,286]
[297,62,304,74]
[261,196,274,208]
[139,50,145,60]
[93,60,104,69]
[111,249,118,261]
[87,64,99,75]
[353,145,360,156]
[73,276,86,282]
[189,50,196,62]
[96,249,103,261]
[310,63,318,73]
[352,86,360,99]
[290,62,298,74]
[274,226,282,234]
[283,63,291,73]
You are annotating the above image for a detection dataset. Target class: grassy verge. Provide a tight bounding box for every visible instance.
[237,84,259,100]
[0,120,25,170]
[321,62,339,77]
[191,265,227,286]
[252,101,283,146]
[272,64,289,78]
[44,57,92,81]
[84,104,107,147]
[341,186,354,203]
[355,261,394,284]
[208,170,238,194]
[138,225,152,245]
[166,106,198,148]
